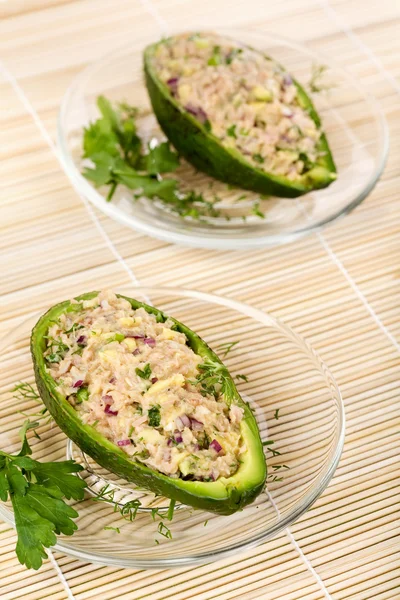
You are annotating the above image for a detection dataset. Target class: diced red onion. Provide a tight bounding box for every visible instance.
[77,335,86,344]
[179,414,192,429]
[166,77,179,94]
[281,107,293,118]
[174,431,183,444]
[73,380,83,388]
[109,377,116,384]
[105,405,118,416]
[143,337,156,347]
[102,394,114,404]
[283,74,293,86]
[117,439,131,446]
[151,377,158,384]
[210,439,223,453]
[167,438,173,447]
[185,104,208,124]
[132,348,140,356]
[190,417,203,431]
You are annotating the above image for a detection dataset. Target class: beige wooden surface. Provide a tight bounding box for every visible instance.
[0,0,399,598]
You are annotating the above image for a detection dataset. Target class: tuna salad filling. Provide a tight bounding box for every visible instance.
[44,290,245,482]
[151,32,326,181]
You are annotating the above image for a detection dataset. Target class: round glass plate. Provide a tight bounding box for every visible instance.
[0,286,344,568]
[58,28,388,250]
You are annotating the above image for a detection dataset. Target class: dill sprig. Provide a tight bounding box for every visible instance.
[308,64,333,93]
[262,439,290,482]
[92,484,142,521]
[13,382,53,438]
[194,357,236,401]
[216,340,239,358]
[13,382,41,402]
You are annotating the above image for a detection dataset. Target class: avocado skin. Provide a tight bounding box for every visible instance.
[31,292,267,515]
[143,40,336,198]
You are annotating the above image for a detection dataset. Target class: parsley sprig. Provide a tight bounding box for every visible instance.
[0,419,86,570]
[81,96,223,220]
[82,96,179,203]
[308,64,332,93]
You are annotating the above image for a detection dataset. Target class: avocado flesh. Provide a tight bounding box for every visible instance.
[143,40,336,198]
[31,292,267,515]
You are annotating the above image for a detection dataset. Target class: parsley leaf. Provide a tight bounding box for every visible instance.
[0,418,86,570]
[81,96,224,221]
[140,142,180,175]
[136,363,152,380]
[31,461,87,500]
[12,493,57,570]
[148,405,161,427]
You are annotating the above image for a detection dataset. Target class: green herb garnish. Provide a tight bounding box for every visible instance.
[136,363,152,380]
[167,499,176,521]
[148,405,161,427]
[216,340,239,358]
[308,64,329,93]
[236,374,249,382]
[75,387,89,404]
[157,521,173,539]
[0,419,86,570]
[82,96,223,221]
[226,124,237,138]
[66,303,83,313]
[226,48,243,64]
[133,449,150,460]
[45,338,69,364]
[45,353,62,363]
[65,323,84,334]
[82,96,180,204]
[252,202,265,219]
[207,45,222,66]
[194,358,236,401]
[105,332,125,344]
[94,484,142,521]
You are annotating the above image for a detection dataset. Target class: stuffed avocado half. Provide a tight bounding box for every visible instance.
[144,32,336,198]
[31,291,266,515]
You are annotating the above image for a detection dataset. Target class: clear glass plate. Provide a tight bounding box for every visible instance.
[57,28,388,250]
[0,286,344,568]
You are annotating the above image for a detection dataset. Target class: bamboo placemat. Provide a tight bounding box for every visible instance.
[0,0,399,598]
